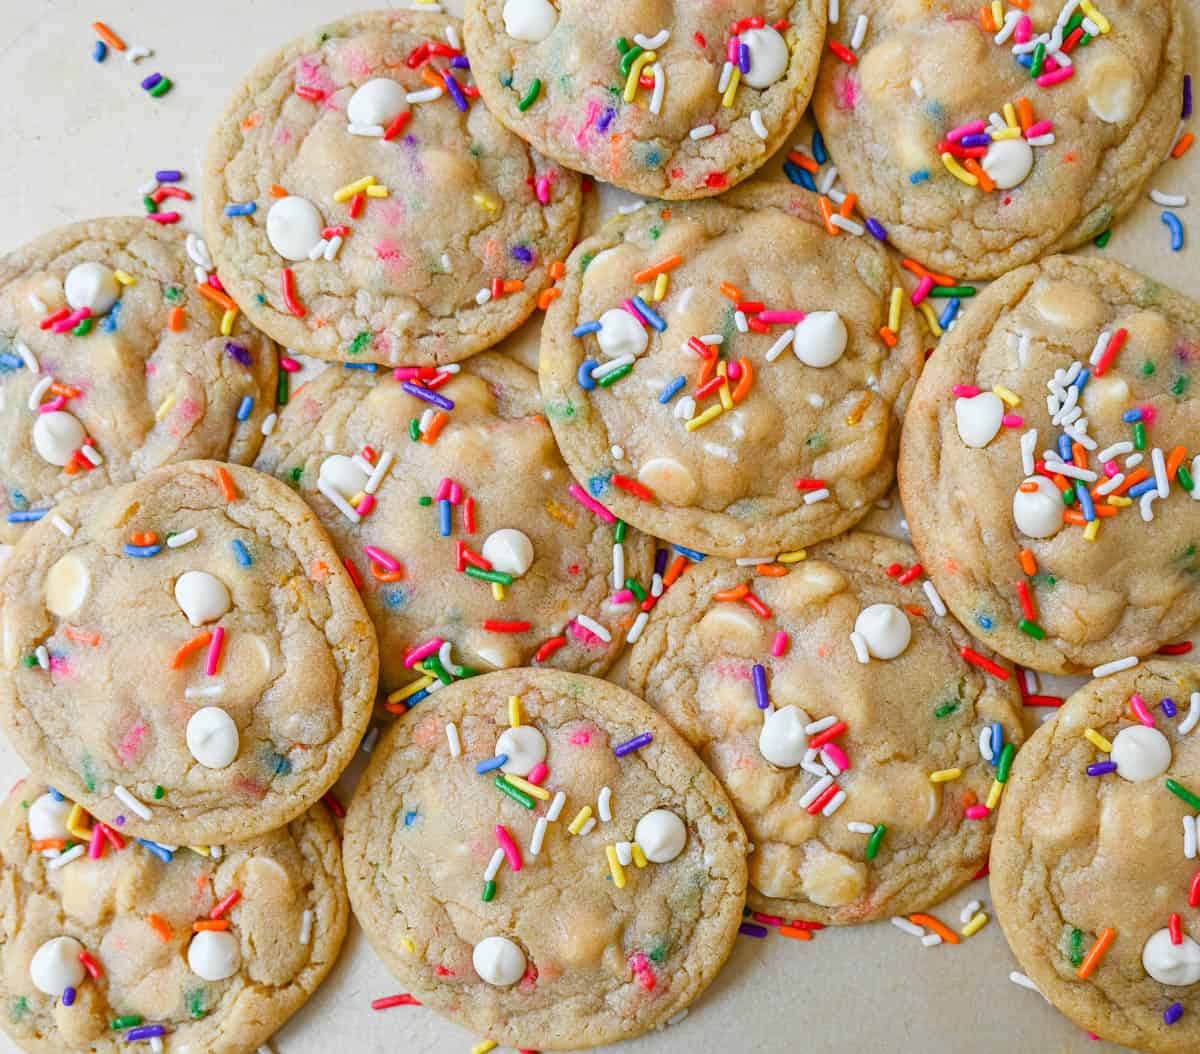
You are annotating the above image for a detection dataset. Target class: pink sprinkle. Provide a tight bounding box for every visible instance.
[611,589,635,604]
[574,98,600,147]
[822,743,850,772]
[147,211,182,225]
[771,630,789,657]
[448,482,463,505]
[1024,120,1053,139]
[1001,413,1023,428]
[88,824,105,860]
[1129,694,1155,727]
[946,120,986,143]
[726,36,740,64]
[526,762,548,786]
[118,722,148,760]
[1103,460,1120,478]
[1036,66,1074,87]
[208,274,225,291]
[535,176,551,205]
[911,275,933,305]
[758,310,806,324]
[357,494,376,516]
[434,478,453,502]
[620,298,648,326]
[568,620,603,647]
[569,730,591,745]
[568,482,616,524]
[965,805,991,820]
[494,824,522,872]
[205,626,225,676]
[279,356,301,372]
[52,308,90,334]
[752,913,783,926]
[1042,55,1060,74]
[952,384,981,397]
[403,638,443,668]
[1013,14,1031,42]
[726,361,743,381]
[364,545,401,572]
[38,396,67,414]
[1140,404,1157,424]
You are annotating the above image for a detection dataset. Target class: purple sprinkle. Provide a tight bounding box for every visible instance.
[1087,761,1118,776]
[155,169,183,183]
[140,72,163,91]
[597,107,617,133]
[114,815,126,826]
[752,664,769,709]
[1161,697,1178,718]
[1165,1002,1184,1025]
[653,548,667,576]
[450,56,471,70]
[511,245,534,264]
[739,922,768,938]
[401,380,454,411]
[738,42,751,74]
[960,134,991,148]
[61,986,76,1007]
[224,342,251,367]
[865,217,888,242]
[1184,75,1192,119]
[441,70,468,113]
[126,1025,167,1041]
[613,732,652,757]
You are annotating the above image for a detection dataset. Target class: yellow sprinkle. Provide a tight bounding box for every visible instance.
[986,780,1004,810]
[1084,728,1113,753]
[349,492,366,509]
[1107,495,1132,508]
[471,1042,497,1054]
[722,66,741,108]
[1083,520,1100,542]
[993,385,1021,407]
[1003,102,1018,128]
[777,549,807,563]
[505,773,550,800]
[929,768,963,783]
[508,695,522,728]
[1079,0,1110,32]
[961,912,989,938]
[543,499,576,528]
[365,185,390,198]
[66,803,91,842]
[653,272,669,302]
[624,50,656,103]
[186,845,211,857]
[631,843,648,868]
[388,674,436,704]
[940,152,978,187]
[333,176,377,202]
[685,404,724,432]
[400,938,415,955]
[473,191,499,211]
[113,270,136,286]
[990,127,1021,140]
[220,308,236,337]
[888,287,903,333]
[918,300,943,337]
[155,393,177,421]
[568,806,593,835]
[491,582,506,601]
[845,391,871,427]
[605,844,627,889]
[716,361,733,410]
[991,0,1004,27]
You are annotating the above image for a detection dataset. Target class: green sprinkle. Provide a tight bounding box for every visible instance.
[1166,779,1200,811]
[517,78,542,112]
[143,195,157,213]
[347,331,371,356]
[164,285,182,303]
[421,655,453,686]
[465,566,514,586]
[276,369,289,406]
[618,44,644,75]
[149,77,172,98]
[482,879,497,902]
[649,226,661,240]
[616,37,631,54]
[1062,486,1076,506]
[1133,421,1146,450]
[1141,359,1156,376]
[1178,465,1194,492]
[927,285,976,298]
[1172,375,1189,396]
[597,363,634,387]
[453,665,479,679]
[625,577,647,602]
[288,466,302,483]
[1029,41,1046,78]
[1064,10,1084,34]
[418,495,433,506]
[408,418,421,441]
[614,519,627,542]
[996,743,1016,784]
[1080,31,1092,44]
[1069,928,1084,967]
[934,701,960,719]
[187,987,206,1019]
[10,996,28,1022]
[1093,229,1112,248]
[73,318,94,336]
[152,785,165,800]
[494,775,535,809]
[22,654,37,668]
[580,252,595,272]
[111,1016,143,1030]
[1018,618,1045,640]
[865,824,887,861]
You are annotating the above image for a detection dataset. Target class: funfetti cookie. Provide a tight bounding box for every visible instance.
[343,668,748,1051]
[254,353,654,701]
[0,461,378,847]
[900,255,1200,677]
[0,779,347,1054]
[0,218,277,551]
[992,662,1200,1054]
[627,531,1025,925]
[810,0,1184,280]
[538,186,924,559]
[203,10,581,367]
[463,1,827,200]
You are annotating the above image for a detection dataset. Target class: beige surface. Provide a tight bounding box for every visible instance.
[0,1,1197,1053]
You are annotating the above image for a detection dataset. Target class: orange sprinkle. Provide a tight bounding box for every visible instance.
[1166,445,1187,479]
[1018,481,1040,493]
[778,926,813,940]
[502,279,524,294]
[50,382,81,398]
[215,467,238,502]
[902,258,931,279]
[719,281,742,301]
[64,626,100,646]
[549,260,565,280]
[1076,927,1115,979]
[903,604,926,618]
[1072,442,1087,470]
[1172,132,1195,159]
[131,532,158,547]
[662,554,688,588]
[369,561,405,583]
[92,21,127,50]
[1109,467,1150,496]
[756,564,787,577]
[192,920,230,932]
[979,6,997,31]
[30,838,67,852]
[168,306,185,332]
[786,150,819,173]
[146,914,173,942]
[268,184,289,198]
[631,253,683,284]
[310,560,330,581]
[171,631,212,670]
[1016,97,1034,132]
[537,287,561,311]
[714,583,750,602]
[838,192,857,218]
[697,354,716,387]
[962,790,977,807]
[818,196,838,236]
[420,66,443,89]
[909,914,959,945]
[845,391,872,427]
[1018,549,1037,576]
[730,358,754,403]
[421,411,449,445]
[878,326,897,347]
[963,158,994,193]
[1009,0,1029,8]
[196,283,238,313]
[1064,506,1117,526]
[241,113,262,131]
[1050,473,1070,493]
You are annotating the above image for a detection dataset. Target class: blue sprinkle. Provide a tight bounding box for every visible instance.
[1072,368,1090,392]
[1016,53,1032,68]
[123,543,162,558]
[1162,210,1184,251]
[1127,478,1158,498]
[405,688,430,707]
[100,298,121,333]
[343,362,378,371]
[224,202,257,217]
[438,498,452,537]
[451,56,470,70]
[976,614,994,630]
[1057,434,1073,462]
[990,722,1003,766]
[812,129,827,164]
[404,810,419,826]
[671,542,706,562]
[782,161,816,192]
[960,133,991,148]
[597,107,616,133]
[62,986,76,1007]
[572,321,602,337]
[92,41,107,63]
[224,341,251,367]
[577,358,598,390]
[0,352,24,371]
[49,787,64,802]
[476,754,508,774]
[632,296,666,332]
[236,395,254,422]
[937,297,960,330]
[909,170,930,185]
[587,474,609,497]
[658,376,686,403]
[135,838,173,863]
[865,217,888,242]
[1162,697,1178,717]
[1122,408,1143,423]
[511,245,534,264]
[232,539,252,566]
[1077,485,1095,522]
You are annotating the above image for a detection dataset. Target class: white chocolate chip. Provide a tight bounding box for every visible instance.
[634,809,687,863]
[318,454,370,498]
[853,603,911,660]
[597,308,648,359]
[981,137,1034,189]
[502,0,558,42]
[174,571,231,627]
[45,553,90,617]
[637,456,697,504]
[495,725,547,777]
[1110,725,1171,782]
[186,707,240,769]
[1087,55,1138,124]
[28,793,72,842]
[954,391,1005,448]
[1143,929,1200,986]
[1012,476,1064,538]
[472,936,526,986]
[346,78,407,126]
[740,26,789,88]
[481,529,535,577]
[29,937,86,995]
[758,705,811,768]
[266,196,325,262]
[187,929,241,981]
[792,311,847,368]
[64,262,120,315]
[32,411,86,466]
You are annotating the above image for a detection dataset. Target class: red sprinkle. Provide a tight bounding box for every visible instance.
[281,268,306,318]
[210,891,242,919]
[295,85,325,101]
[534,636,567,663]
[323,792,346,819]
[371,994,422,1010]
[960,646,1009,681]
[1159,641,1195,655]
[1189,870,1200,908]
[383,110,413,141]
[78,951,103,979]
[1170,913,1184,945]
[808,721,848,751]
[342,557,364,590]
[1092,327,1128,376]
[463,496,476,534]
[828,40,858,63]
[612,474,655,501]
[793,478,827,491]
[897,563,923,585]
[1023,694,1064,708]
[743,593,772,619]
[483,620,533,633]
[348,192,365,219]
[807,783,840,815]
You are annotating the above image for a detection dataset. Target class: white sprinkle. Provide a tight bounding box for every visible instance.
[1098,440,1133,461]
[634,28,671,50]
[365,451,394,496]
[1062,424,1096,450]
[475,287,492,306]
[316,478,362,524]
[151,1039,164,1054]
[1017,332,1031,366]
[260,412,278,436]
[27,375,53,411]
[347,123,384,137]
[184,683,224,699]
[299,908,313,945]
[821,790,847,817]
[851,13,870,48]
[961,900,983,924]
[530,816,549,856]
[648,63,666,116]
[611,542,626,591]
[830,214,864,236]
[626,610,650,644]
[673,395,696,421]
[80,445,102,466]
[186,234,214,271]
[50,514,74,537]
[827,187,847,206]
[1140,490,1158,522]
[805,717,838,737]
[798,776,835,811]
[547,791,566,822]
[921,933,943,947]
[15,341,39,374]
[819,747,842,777]
[828,0,839,23]
[445,721,462,758]
[847,821,875,835]
[1027,133,1056,147]
[689,123,718,141]
[419,408,435,435]
[891,917,925,938]
[46,844,86,870]
[818,165,839,195]
[765,328,795,363]
[1041,460,1097,483]
[616,841,634,866]
[650,573,664,598]
[1125,452,1144,469]
[592,354,636,379]
[324,235,344,261]
[1185,815,1198,860]
[598,786,613,823]
[579,816,597,836]
[979,727,996,762]
[1020,429,1038,476]
[1092,656,1138,678]
[699,333,724,345]
[360,725,380,754]
[850,631,870,664]
[1088,330,1111,367]
[718,61,734,94]
[114,785,152,820]
[736,556,774,566]
[28,294,48,315]
[803,487,830,504]
[922,580,947,617]
[750,109,768,139]
[800,759,829,778]
[35,645,49,670]
[573,613,612,642]
[484,847,505,882]
[734,310,749,333]
[666,1009,689,1027]
[1009,971,1045,997]
[910,77,924,97]
[125,45,152,63]
[194,265,210,284]
[618,200,647,215]
[166,527,199,549]
[406,87,443,103]
[1094,474,1124,496]
[353,455,376,477]
[994,8,1021,44]
[1081,15,1101,35]
[1152,447,1170,498]
[1151,189,1187,207]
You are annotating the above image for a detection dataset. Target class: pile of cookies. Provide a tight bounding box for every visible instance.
[0,2,1197,1052]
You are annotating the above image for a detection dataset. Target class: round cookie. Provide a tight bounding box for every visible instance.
[254,354,654,699]
[900,255,1200,676]
[992,661,1200,1054]
[463,1,826,200]
[538,186,925,559]
[344,668,748,1050]
[811,0,1184,279]
[0,778,347,1054]
[0,218,277,550]
[203,10,581,366]
[626,531,1025,925]
[0,460,378,846]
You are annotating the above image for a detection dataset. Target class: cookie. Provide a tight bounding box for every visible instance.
[538,185,924,558]
[899,255,1200,676]
[991,661,1200,1054]
[626,531,1025,925]
[343,668,748,1050]
[463,1,826,200]
[203,10,581,367]
[0,218,277,551]
[253,353,654,699]
[0,460,378,846]
[0,778,347,1054]
[811,0,1184,279]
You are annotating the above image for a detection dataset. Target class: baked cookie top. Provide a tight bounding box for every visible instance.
[538,186,924,559]
[203,9,581,366]
[992,661,1200,1054]
[0,218,277,549]
[900,255,1200,675]
[253,353,654,697]
[0,461,377,846]
[344,668,748,1050]
[627,531,1024,924]
[0,780,347,1054]
[463,0,826,199]
[812,0,1184,279]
